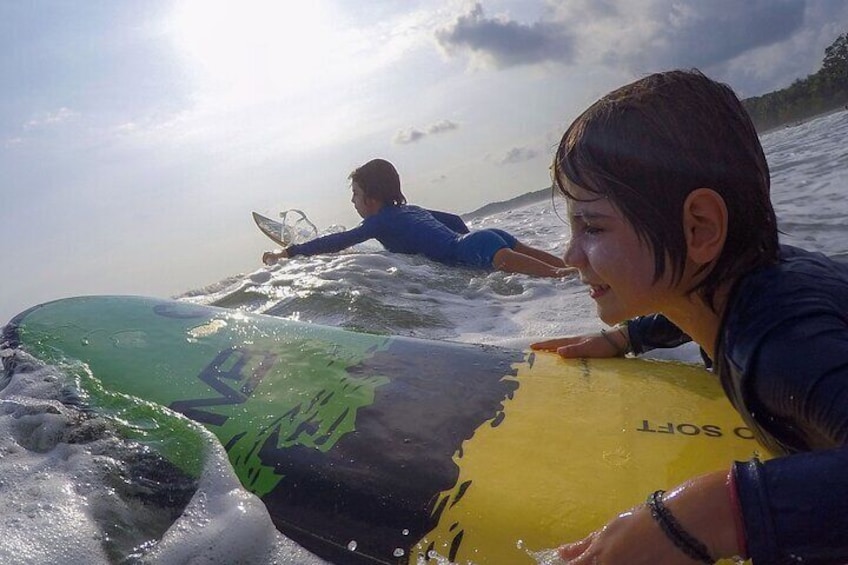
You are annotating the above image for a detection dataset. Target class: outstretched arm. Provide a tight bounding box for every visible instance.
[286,223,375,256]
[531,315,692,358]
[261,222,378,265]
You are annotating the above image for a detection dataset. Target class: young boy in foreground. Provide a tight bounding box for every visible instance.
[533,69,848,563]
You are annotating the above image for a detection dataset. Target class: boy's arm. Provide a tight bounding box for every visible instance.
[626,314,692,354]
[531,314,691,358]
[286,222,376,258]
[428,210,470,234]
[734,313,848,560]
[734,448,848,563]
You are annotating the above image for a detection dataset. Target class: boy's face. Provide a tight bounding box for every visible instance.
[351,182,382,218]
[562,182,674,325]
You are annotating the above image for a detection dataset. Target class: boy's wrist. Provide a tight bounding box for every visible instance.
[614,322,632,354]
[662,470,744,561]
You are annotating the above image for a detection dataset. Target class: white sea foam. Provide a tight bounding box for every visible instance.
[1,109,847,563]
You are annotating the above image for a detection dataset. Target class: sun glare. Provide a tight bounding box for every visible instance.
[169,0,355,103]
[162,1,435,154]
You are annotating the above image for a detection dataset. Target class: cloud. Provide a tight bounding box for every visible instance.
[394,128,426,144]
[435,0,810,75]
[435,3,575,68]
[719,1,848,96]
[393,119,460,144]
[23,107,78,130]
[491,146,540,165]
[597,0,808,71]
[427,119,459,134]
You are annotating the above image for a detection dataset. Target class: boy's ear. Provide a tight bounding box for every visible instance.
[683,188,727,265]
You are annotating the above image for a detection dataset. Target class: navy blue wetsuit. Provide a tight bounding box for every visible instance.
[627,246,848,563]
[285,205,518,269]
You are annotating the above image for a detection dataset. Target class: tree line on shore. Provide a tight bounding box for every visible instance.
[743,31,848,132]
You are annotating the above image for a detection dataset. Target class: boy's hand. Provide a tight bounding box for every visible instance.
[555,267,577,277]
[531,327,628,358]
[262,249,289,265]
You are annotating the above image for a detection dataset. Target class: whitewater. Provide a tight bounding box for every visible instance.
[1,109,846,564]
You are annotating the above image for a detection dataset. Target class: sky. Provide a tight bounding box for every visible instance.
[2,0,847,324]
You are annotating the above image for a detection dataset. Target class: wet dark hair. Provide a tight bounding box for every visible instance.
[349,158,406,206]
[553,69,778,309]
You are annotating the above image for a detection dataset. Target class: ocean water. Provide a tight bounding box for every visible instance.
[1,109,846,564]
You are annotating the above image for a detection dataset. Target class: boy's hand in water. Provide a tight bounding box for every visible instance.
[262,249,289,265]
[531,326,629,358]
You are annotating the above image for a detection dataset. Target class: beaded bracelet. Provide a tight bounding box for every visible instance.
[646,490,714,564]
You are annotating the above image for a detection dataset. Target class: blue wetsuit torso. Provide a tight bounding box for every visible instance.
[285,205,517,268]
[627,245,848,563]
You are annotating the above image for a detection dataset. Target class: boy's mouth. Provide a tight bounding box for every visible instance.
[587,283,610,299]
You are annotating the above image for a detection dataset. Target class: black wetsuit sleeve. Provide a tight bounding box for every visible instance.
[626,314,692,354]
[730,311,848,562]
[734,449,848,563]
[428,210,470,234]
[286,221,378,257]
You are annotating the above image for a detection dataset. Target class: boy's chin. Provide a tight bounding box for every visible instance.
[597,309,628,326]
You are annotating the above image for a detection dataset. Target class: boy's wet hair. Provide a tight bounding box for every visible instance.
[349,159,407,206]
[554,68,779,309]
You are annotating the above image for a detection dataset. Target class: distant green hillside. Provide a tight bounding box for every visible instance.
[463,187,550,219]
[743,31,848,131]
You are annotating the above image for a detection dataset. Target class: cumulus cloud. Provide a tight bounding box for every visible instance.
[427,119,459,134]
[394,128,426,144]
[393,119,459,144]
[435,0,810,74]
[436,3,574,68]
[491,146,540,165]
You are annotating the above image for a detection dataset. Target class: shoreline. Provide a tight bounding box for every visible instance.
[756,105,848,135]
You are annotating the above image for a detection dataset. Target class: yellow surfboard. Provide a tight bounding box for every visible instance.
[5,296,766,564]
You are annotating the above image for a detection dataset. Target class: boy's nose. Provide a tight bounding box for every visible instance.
[562,240,583,268]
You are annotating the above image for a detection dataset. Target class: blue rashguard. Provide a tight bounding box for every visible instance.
[285,205,518,269]
[627,246,848,563]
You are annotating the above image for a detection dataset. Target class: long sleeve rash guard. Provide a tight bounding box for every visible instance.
[627,245,848,563]
[285,205,469,264]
